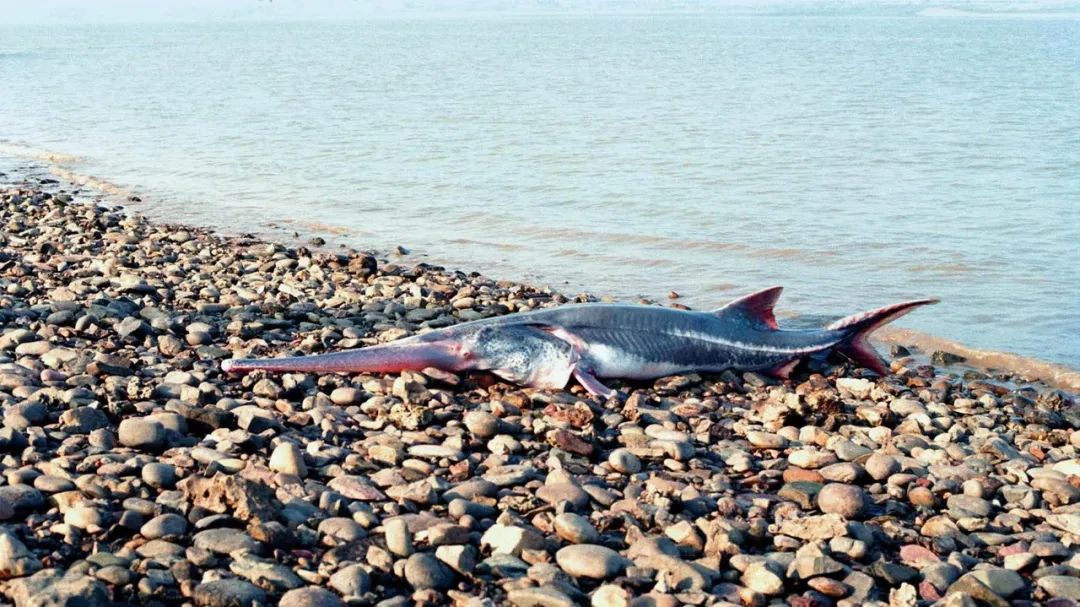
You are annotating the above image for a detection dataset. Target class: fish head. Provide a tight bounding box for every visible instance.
[451,324,578,389]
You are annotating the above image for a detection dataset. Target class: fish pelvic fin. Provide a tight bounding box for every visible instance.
[573,367,617,399]
[827,298,940,375]
[714,286,783,330]
[768,358,801,380]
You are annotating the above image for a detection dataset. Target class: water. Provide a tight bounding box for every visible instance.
[2,9,1079,369]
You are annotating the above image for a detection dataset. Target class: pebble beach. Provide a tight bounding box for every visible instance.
[1,182,1079,607]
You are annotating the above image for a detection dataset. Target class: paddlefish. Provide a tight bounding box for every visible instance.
[221,287,938,397]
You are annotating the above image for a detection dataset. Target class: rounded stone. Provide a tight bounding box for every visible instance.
[820,463,863,483]
[33,476,75,493]
[742,561,785,595]
[192,528,262,555]
[962,479,986,498]
[463,411,501,438]
[269,441,307,478]
[607,449,642,475]
[141,513,188,540]
[555,544,626,579]
[384,517,414,557]
[404,552,455,590]
[864,454,900,481]
[817,483,867,519]
[142,462,177,488]
[328,563,371,598]
[117,418,166,451]
[318,517,366,544]
[279,586,345,607]
[537,483,590,510]
[746,431,788,449]
[591,584,632,607]
[1038,575,1080,600]
[908,486,936,507]
[329,387,361,406]
[64,505,107,530]
[192,579,267,607]
[508,587,577,607]
[789,449,838,469]
[553,512,599,544]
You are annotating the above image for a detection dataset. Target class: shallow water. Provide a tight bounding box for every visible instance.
[1,9,1078,368]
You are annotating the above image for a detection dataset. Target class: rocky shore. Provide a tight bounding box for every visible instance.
[1,182,1079,607]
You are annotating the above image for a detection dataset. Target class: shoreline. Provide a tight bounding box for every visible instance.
[2,157,1077,389]
[2,181,1080,605]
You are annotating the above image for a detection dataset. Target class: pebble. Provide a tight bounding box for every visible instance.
[553,512,599,544]
[192,579,267,607]
[507,587,576,607]
[864,453,900,481]
[141,462,177,488]
[404,553,455,590]
[279,586,346,607]
[141,513,188,539]
[384,517,414,557]
[192,528,262,555]
[742,561,785,595]
[464,411,502,438]
[556,545,626,579]
[0,530,42,579]
[789,449,838,469]
[117,418,166,451]
[65,506,107,531]
[269,441,308,477]
[536,483,590,510]
[329,563,371,598]
[607,448,642,474]
[0,184,1077,607]
[1038,576,1080,600]
[817,483,867,519]
[591,585,631,607]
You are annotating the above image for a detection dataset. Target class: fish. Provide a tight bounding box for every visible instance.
[220,287,938,397]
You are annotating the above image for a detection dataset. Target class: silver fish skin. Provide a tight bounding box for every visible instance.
[221,286,938,397]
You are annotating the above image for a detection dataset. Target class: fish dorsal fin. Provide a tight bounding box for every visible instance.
[713,286,783,330]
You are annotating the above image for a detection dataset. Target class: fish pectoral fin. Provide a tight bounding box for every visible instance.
[573,367,617,399]
[533,325,612,396]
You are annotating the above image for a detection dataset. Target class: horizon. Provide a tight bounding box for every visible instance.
[5,0,1080,25]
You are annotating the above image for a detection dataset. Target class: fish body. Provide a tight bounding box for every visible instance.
[222,287,938,397]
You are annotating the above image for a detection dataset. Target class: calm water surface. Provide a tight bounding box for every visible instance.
[1,12,1078,367]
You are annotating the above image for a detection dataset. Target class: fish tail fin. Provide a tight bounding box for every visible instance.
[827,298,940,375]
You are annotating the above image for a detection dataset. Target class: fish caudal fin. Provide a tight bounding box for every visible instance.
[827,298,940,375]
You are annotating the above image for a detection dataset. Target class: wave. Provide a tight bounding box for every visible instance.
[0,141,84,165]
[47,167,134,200]
[275,218,353,236]
[877,326,1080,392]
